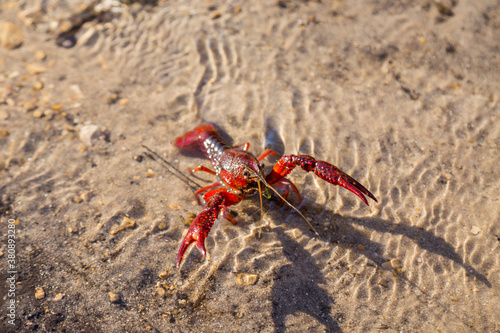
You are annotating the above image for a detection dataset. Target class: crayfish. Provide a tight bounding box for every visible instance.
[174,124,377,268]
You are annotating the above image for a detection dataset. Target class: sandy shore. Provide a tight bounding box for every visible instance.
[1,0,499,332]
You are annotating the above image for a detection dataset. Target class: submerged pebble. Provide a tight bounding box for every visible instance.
[108,292,120,303]
[26,63,47,75]
[378,278,388,287]
[236,273,258,286]
[79,124,102,146]
[146,168,155,178]
[390,258,402,269]
[470,226,481,235]
[0,109,9,120]
[35,287,45,299]
[34,50,46,61]
[0,21,24,49]
[110,216,136,235]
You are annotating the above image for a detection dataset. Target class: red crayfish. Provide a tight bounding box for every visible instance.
[175,124,377,268]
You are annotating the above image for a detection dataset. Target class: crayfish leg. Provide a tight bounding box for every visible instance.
[193,182,222,205]
[257,148,280,162]
[270,178,302,205]
[189,165,216,175]
[233,142,250,151]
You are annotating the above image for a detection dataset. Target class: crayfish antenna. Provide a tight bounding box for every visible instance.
[264,181,320,237]
[257,180,264,224]
[246,167,320,237]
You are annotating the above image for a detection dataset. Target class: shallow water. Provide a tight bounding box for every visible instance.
[1,0,499,332]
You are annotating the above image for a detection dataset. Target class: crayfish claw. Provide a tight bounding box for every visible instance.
[196,237,207,257]
[176,222,209,269]
[176,191,232,268]
[305,159,378,205]
[336,168,378,205]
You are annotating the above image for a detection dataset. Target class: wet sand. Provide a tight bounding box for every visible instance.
[1,0,499,332]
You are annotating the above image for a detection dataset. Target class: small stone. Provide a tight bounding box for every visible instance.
[169,203,181,210]
[236,273,258,286]
[33,81,43,90]
[73,196,83,203]
[184,213,196,226]
[357,244,365,251]
[110,216,136,235]
[158,271,171,279]
[69,85,84,99]
[67,227,74,234]
[390,258,402,269]
[470,226,481,235]
[122,216,135,227]
[378,278,388,287]
[210,10,222,19]
[156,286,167,297]
[107,93,119,104]
[0,251,3,257]
[157,222,167,230]
[0,21,24,49]
[6,98,15,106]
[26,63,47,74]
[381,261,393,270]
[79,124,102,146]
[146,168,155,178]
[44,109,54,120]
[23,100,37,111]
[0,86,9,100]
[17,6,43,27]
[0,130,9,138]
[0,109,9,120]
[35,287,45,299]
[108,292,120,303]
[81,191,93,202]
[8,71,19,79]
[118,98,129,105]
[53,293,64,301]
[51,104,62,111]
[32,110,43,118]
[34,50,46,61]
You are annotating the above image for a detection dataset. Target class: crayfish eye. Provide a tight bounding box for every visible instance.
[243,171,250,177]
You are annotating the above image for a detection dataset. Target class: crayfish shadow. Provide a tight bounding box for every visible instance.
[269,204,490,332]
[308,206,491,288]
[271,226,342,333]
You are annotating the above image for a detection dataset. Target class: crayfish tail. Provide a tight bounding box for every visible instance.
[174,124,217,147]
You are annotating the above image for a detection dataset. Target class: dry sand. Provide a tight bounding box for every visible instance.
[0,0,499,332]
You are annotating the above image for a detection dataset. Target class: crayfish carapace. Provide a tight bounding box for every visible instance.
[174,124,377,268]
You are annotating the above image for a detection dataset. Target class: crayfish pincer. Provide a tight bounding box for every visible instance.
[174,124,377,268]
